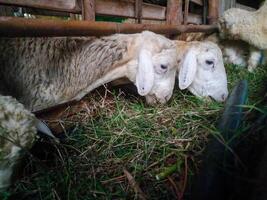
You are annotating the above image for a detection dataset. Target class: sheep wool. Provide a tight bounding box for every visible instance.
[220,1,267,50]
[0,31,179,111]
[0,95,36,191]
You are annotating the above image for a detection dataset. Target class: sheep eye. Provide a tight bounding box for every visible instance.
[206,60,214,65]
[160,64,168,70]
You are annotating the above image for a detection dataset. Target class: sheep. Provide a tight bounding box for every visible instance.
[219,1,267,50]
[0,31,179,112]
[0,95,37,191]
[174,40,228,102]
[113,39,229,102]
[207,33,267,72]
[176,32,267,72]
[0,94,55,191]
[218,0,267,71]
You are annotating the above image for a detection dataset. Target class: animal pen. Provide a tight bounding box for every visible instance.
[0,0,266,200]
[0,0,220,133]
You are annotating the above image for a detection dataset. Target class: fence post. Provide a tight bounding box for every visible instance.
[135,0,142,24]
[166,0,183,25]
[208,0,219,24]
[82,0,95,20]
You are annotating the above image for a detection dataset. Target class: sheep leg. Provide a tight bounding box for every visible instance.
[248,46,262,72]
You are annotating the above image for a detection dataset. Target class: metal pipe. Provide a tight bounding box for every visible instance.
[0,17,218,37]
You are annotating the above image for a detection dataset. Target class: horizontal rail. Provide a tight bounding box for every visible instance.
[0,17,218,37]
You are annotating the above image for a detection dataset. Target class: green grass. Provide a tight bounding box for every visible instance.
[2,64,267,200]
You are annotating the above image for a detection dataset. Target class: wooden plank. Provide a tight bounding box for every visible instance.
[203,0,208,24]
[23,8,71,17]
[0,0,80,13]
[184,0,190,24]
[208,0,219,24]
[0,0,166,20]
[166,0,183,25]
[135,0,143,23]
[82,0,95,20]
[0,5,15,16]
[95,0,166,20]
[0,17,218,37]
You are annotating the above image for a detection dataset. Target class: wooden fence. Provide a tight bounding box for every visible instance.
[0,0,219,37]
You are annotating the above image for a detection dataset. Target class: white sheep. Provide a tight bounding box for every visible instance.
[0,31,179,111]
[0,95,37,191]
[219,1,267,50]
[113,38,229,102]
[206,33,266,72]
[0,94,55,191]
[176,32,266,72]
[174,40,228,102]
[0,31,229,113]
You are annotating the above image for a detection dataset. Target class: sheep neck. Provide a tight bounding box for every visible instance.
[68,36,137,102]
[71,66,128,101]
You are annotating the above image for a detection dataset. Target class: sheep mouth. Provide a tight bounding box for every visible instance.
[208,94,228,102]
[145,94,170,105]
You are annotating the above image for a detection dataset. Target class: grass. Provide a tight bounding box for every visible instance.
[2,64,267,200]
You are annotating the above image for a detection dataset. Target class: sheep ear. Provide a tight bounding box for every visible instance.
[178,48,198,90]
[136,48,155,96]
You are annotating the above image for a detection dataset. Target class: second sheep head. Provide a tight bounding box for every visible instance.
[175,41,229,102]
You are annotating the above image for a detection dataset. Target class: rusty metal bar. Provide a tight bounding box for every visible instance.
[0,17,218,37]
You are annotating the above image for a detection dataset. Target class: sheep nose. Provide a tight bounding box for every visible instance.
[221,93,227,101]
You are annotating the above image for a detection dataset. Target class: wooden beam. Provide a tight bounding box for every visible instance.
[135,0,143,23]
[82,0,95,20]
[0,0,80,13]
[166,0,183,25]
[0,0,166,21]
[96,0,166,20]
[208,0,219,24]
[0,17,218,37]
[0,0,168,21]
[184,0,190,24]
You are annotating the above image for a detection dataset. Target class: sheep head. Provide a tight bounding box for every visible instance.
[127,31,179,105]
[176,41,228,102]
[218,8,252,41]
